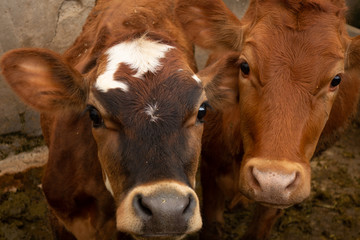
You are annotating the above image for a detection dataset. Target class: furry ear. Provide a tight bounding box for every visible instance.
[197,52,241,109]
[176,0,243,50]
[1,48,87,112]
[346,36,360,74]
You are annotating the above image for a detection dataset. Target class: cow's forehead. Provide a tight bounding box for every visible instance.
[95,36,176,92]
[243,15,344,91]
[89,36,203,127]
[244,0,345,60]
[92,72,203,126]
[247,25,343,66]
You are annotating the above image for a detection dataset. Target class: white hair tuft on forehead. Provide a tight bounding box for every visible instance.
[95,37,175,92]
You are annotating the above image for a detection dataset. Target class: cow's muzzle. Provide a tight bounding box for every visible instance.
[116,181,202,238]
[239,158,311,208]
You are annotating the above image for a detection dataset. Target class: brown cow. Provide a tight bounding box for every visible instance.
[177,0,360,239]
[0,0,208,239]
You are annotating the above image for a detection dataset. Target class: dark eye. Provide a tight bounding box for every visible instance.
[330,75,341,89]
[240,61,250,76]
[197,102,210,123]
[87,105,103,128]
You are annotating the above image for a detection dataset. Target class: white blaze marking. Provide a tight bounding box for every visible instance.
[95,36,174,92]
[104,173,114,196]
[192,74,202,84]
[96,71,129,92]
[145,103,160,122]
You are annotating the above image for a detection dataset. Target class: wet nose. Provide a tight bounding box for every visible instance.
[252,166,298,193]
[116,182,202,236]
[240,158,310,207]
[133,192,197,234]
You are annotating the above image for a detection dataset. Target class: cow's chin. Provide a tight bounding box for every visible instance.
[132,234,186,240]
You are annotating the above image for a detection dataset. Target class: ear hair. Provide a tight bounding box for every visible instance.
[1,48,88,112]
[197,52,241,110]
[345,36,360,71]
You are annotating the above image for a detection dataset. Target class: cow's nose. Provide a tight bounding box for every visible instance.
[132,191,196,234]
[251,166,299,195]
[116,182,202,236]
[240,158,311,207]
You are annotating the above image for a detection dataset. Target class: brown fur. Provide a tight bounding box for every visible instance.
[179,0,360,239]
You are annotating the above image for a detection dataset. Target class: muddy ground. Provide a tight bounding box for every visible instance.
[0,121,359,240]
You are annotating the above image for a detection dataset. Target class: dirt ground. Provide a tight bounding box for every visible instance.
[0,121,359,240]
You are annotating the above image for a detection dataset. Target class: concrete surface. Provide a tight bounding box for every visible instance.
[0,0,95,136]
[0,146,48,177]
[347,24,360,37]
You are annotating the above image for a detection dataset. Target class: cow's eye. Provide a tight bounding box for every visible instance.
[240,61,250,77]
[197,102,210,123]
[87,105,103,128]
[330,75,341,89]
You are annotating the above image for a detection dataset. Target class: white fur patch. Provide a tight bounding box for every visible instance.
[145,103,160,122]
[192,74,202,84]
[96,71,129,92]
[104,173,114,196]
[95,36,174,92]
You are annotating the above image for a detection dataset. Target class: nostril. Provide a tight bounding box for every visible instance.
[250,166,262,189]
[285,171,299,190]
[182,194,195,218]
[133,194,152,219]
[133,192,197,223]
[139,198,153,216]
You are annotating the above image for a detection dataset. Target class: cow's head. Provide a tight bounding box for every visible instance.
[1,34,205,238]
[179,0,360,208]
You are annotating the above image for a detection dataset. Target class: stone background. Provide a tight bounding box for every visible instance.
[0,0,95,136]
[0,0,359,137]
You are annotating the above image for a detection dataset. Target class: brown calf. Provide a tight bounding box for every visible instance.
[178,0,360,239]
[1,0,208,239]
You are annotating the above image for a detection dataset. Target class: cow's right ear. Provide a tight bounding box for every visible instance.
[1,48,87,112]
[197,52,241,110]
[176,0,242,50]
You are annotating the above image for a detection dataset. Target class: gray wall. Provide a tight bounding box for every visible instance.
[0,0,95,136]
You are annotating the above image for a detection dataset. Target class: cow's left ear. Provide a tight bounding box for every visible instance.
[1,48,88,113]
[197,52,241,110]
